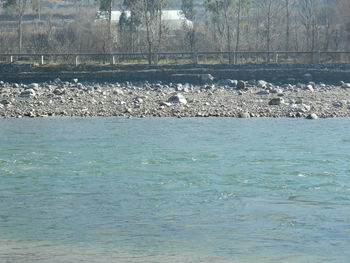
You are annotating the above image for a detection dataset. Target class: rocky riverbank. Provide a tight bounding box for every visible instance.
[1,77,350,118]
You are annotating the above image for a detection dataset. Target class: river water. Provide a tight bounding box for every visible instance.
[1,117,350,263]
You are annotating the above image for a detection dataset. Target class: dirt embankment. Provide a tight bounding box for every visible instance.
[1,63,350,84]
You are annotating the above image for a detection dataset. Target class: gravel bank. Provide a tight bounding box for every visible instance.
[1,78,350,118]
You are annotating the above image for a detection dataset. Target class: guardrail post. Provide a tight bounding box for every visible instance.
[154,54,159,64]
[10,56,13,63]
[192,52,198,64]
[317,51,321,63]
[228,52,232,64]
[40,55,44,65]
[275,52,278,63]
[75,55,79,66]
[110,55,115,65]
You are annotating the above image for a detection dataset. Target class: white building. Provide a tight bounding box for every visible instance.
[97,10,193,30]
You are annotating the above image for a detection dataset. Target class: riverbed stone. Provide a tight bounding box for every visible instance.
[305,85,314,92]
[269,98,285,105]
[20,89,36,98]
[341,82,350,89]
[217,79,236,87]
[0,99,10,105]
[236,80,246,90]
[168,93,187,104]
[200,74,214,84]
[29,83,39,90]
[306,113,318,119]
[238,112,251,118]
[256,90,269,95]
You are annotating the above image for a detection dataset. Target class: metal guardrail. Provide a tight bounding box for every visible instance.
[0,51,350,65]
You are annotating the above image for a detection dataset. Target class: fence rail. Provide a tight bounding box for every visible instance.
[1,51,350,65]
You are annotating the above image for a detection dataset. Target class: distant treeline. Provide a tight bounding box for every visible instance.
[0,0,349,64]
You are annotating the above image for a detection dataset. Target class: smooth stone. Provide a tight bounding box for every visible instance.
[269,98,285,105]
[0,99,10,105]
[236,80,246,90]
[256,90,269,95]
[238,112,251,118]
[305,85,314,92]
[168,93,187,104]
[257,80,268,88]
[341,82,350,89]
[306,113,318,120]
[200,74,214,84]
[28,83,39,90]
[217,79,236,87]
[20,89,36,97]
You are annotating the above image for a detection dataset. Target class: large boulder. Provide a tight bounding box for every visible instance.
[306,113,318,120]
[217,79,237,87]
[168,93,187,104]
[341,82,350,89]
[257,80,268,88]
[268,98,285,105]
[0,99,10,105]
[236,80,246,90]
[238,112,251,118]
[20,89,36,98]
[200,74,214,84]
[28,83,39,90]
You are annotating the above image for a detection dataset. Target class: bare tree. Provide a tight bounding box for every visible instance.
[235,0,251,62]
[95,0,115,52]
[181,0,196,51]
[1,0,28,54]
[140,0,166,64]
[299,0,320,51]
[256,0,283,61]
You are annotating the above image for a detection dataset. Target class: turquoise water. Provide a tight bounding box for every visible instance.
[1,118,350,263]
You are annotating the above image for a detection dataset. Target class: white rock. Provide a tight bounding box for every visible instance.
[168,93,187,104]
[306,113,318,120]
[113,89,124,95]
[20,89,36,97]
[341,82,350,89]
[305,85,314,92]
[200,74,214,83]
[238,112,251,118]
[269,98,285,105]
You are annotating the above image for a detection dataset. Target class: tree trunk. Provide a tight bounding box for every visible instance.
[285,0,290,51]
[18,14,23,54]
[266,1,272,62]
[235,0,242,64]
[108,0,112,52]
[223,5,231,63]
[145,12,152,64]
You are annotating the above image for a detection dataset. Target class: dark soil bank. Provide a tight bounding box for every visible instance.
[1,63,350,84]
